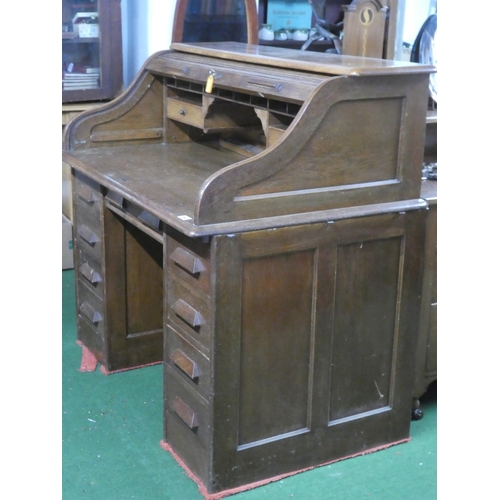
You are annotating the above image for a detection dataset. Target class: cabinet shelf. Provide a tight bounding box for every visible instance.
[62,37,99,43]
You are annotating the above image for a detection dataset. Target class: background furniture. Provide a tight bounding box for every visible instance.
[63,42,434,495]
[62,0,123,103]
[258,0,399,59]
[413,112,437,419]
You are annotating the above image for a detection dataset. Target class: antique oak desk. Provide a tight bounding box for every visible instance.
[63,42,434,496]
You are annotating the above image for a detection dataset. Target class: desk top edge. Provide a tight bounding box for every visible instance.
[170,42,436,77]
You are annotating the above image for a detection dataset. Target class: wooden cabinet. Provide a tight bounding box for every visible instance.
[63,42,434,495]
[163,211,426,491]
[73,171,163,371]
[412,179,437,418]
[62,0,123,103]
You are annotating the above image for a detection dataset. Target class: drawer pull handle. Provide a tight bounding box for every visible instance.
[170,349,200,379]
[105,190,124,207]
[172,397,198,429]
[138,210,161,230]
[247,81,283,91]
[80,301,103,324]
[77,185,99,204]
[172,299,205,329]
[79,262,102,285]
[170,247,205,276]
[77,225,100,246]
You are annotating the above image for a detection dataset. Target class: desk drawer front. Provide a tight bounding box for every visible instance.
[165,366,210,450]
[77,279,105,337]
[166,97,204,128]
[165,326,211,400]
[167,276,212,354]
[74,212,102,263]
[77,250,104,298]
[167,237,211,295]
[75,178,102,219]
[77,314,106,364]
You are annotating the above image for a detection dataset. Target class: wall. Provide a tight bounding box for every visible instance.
[122,0,177,87]
[401,0,437,46]
[121,0,259,87]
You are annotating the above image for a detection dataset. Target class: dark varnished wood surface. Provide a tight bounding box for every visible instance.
[64,45,432,234]
[208,210,426,491]
[64,142,242,229]
[65,42,434,492]
[170,42,436,76]
[63,144,428,237]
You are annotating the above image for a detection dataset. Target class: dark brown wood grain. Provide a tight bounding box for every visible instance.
[64,43,434,493]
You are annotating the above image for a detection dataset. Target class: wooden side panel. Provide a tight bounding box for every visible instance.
[210,211,426,493]
[329,237,401,421]
[63,70,166,150]
[196,73,430,224]
[103,208,164,371]
[239,97,403,195]
[124,223,164,334]
[238,250,315,447]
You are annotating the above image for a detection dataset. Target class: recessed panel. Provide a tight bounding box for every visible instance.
[238,250,315,446]
[124,222,163,335]
[240,97,403,195]
[329,237,402,422]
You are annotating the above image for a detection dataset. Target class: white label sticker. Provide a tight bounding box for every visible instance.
[178,215,192,221]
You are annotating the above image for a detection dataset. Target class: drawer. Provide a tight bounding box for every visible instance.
[165,365,210,451]
[167,275,212,354]
[74,207,103,262]
[76,249,104,298]
[77,314,106,365]
[77,279,105,338]
[74,176,102,219]
[165,325,211,400]
[166,97,204,128]
[167,234,211,295]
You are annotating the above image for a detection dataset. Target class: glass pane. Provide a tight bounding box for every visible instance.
[182,0,248,42]
[62,0,101,92]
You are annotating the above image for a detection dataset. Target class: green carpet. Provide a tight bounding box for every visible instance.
[62,270,437,499]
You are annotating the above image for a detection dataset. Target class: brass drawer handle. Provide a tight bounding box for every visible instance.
[170,247,205,276]
[171,396,198,429]
[170,349,200,380]
[77,185,99,204]
[80,301,103,324]
[172,299,205,329]
[79,262,102,285]
[77,225,100,246]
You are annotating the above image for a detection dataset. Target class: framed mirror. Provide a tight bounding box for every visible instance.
[172,0,259,44]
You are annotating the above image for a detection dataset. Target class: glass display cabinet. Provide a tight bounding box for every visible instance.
[62,0,123,103]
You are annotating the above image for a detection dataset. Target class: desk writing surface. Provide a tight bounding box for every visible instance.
[64,142,244,227]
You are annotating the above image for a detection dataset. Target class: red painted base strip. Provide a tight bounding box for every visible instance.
[76,340,98,372]
[100,361,162,375]
[159,437,410,499]
[76,341,161,374]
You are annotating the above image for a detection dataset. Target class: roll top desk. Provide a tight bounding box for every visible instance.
[63,42,435,496]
